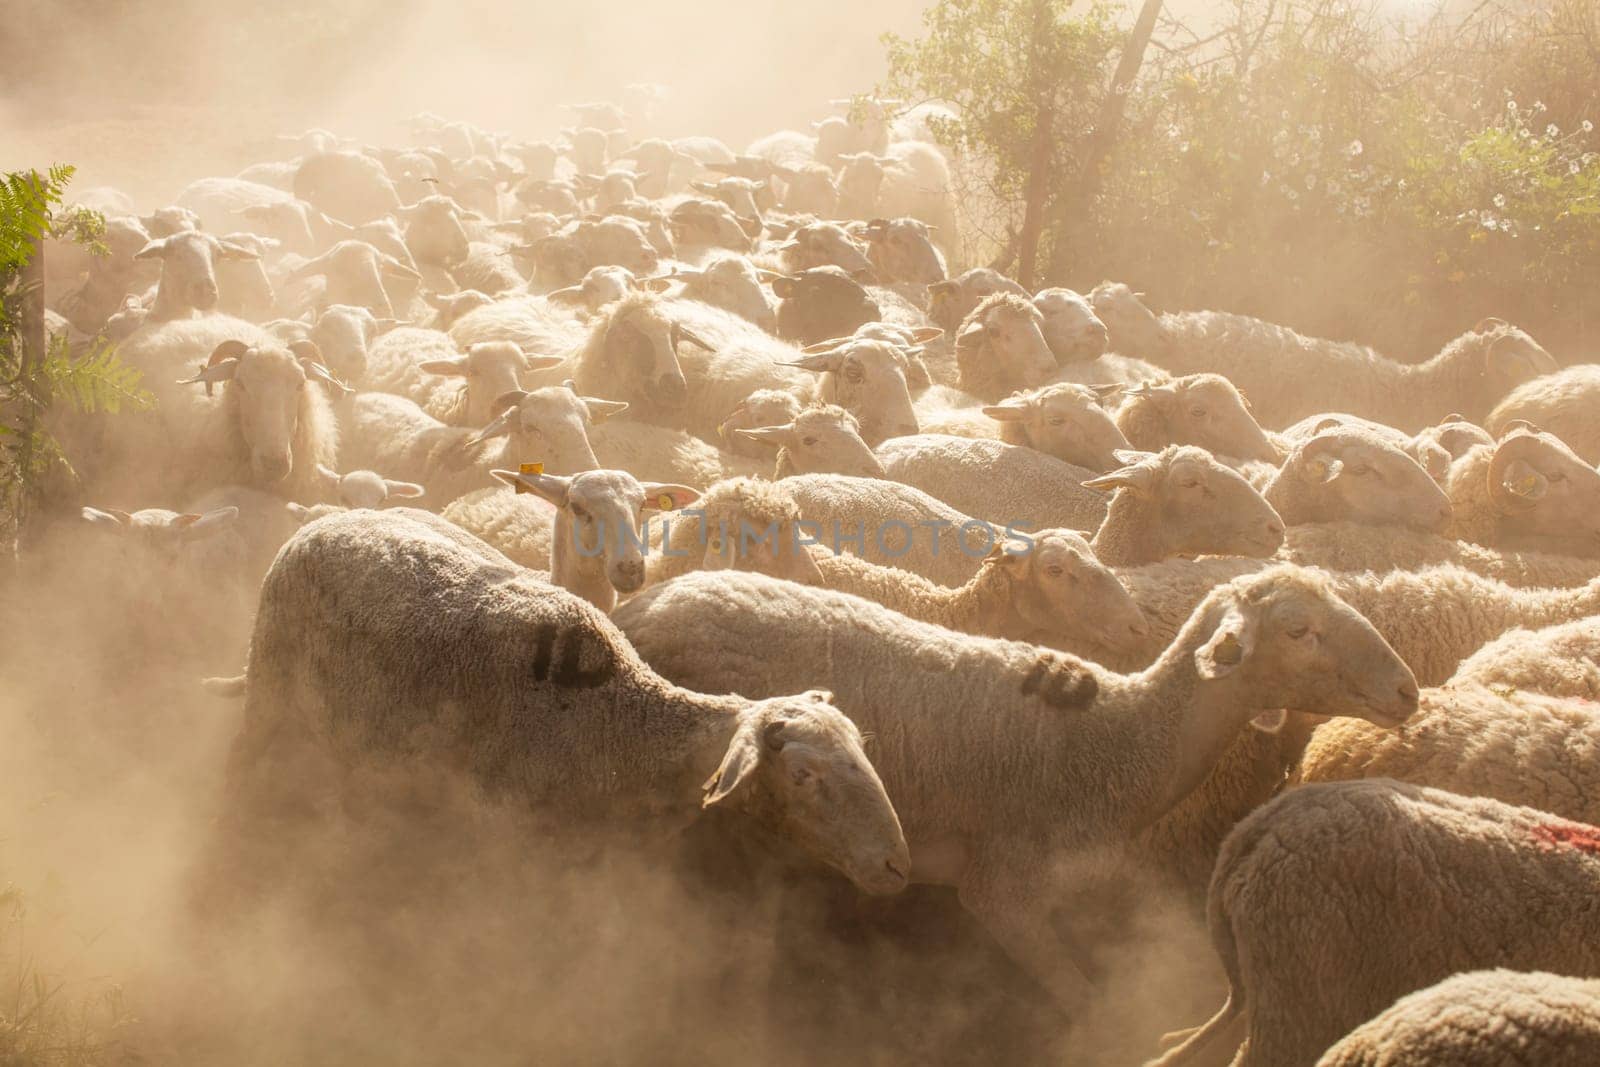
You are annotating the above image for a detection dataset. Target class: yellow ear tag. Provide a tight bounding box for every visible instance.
[1306,459,1327,478]
[658,494,675,511]
[1516,474,1540,495]
[514,461,544,494]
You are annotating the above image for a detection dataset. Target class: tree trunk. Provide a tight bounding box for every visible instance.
[1045,0,1164,282]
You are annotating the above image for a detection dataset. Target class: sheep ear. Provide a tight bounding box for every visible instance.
[642,483,700,512]
[82,506,132,529]
[1083,453,1160,497]
[581,397,629,422]
[781,351,843,374]
[1302,456,1343,484]
[133,237,169,260]
[1089,383,1125,404]
[735,423,794,448]
[702,716,766,808]
[770,275,798,298]
[174,506,240,538]
[490,469,571,507]
[955,321,986,351]
[1499,457,1548,501]
[216,239,261,261]
[1250,709,1288,734]
[1195,605,1257,680]
[314,463,342,488]
[419,357,470,377]
[488,390,531,419]
[298,355,352,395]
[382,479,426,500]
[982,403,1028,423]
[286,502,316,523]
[1486,334,1545,380]
[1498,418,1541,439]
[908,326,943,345]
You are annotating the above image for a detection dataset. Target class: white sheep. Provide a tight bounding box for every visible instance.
[1092,284,1560,432]
[1486,363,1600,465]
[366,327,562,427]
[1443,426,1600,558]
[952,292,1059,401]
[814,530,1151,663]
[1296,681,1600,826]
[731,404,887,479]
[1315,969,1600,1067]
[1119,559,1600,685]
[1449,616,1600,700]
[613,564,1418,1010]
[929,381,1130,471]
[134,230,264,322]
[1261,424,1452,532]
[214,507,910,898]
[1153,781,1600,1067]
[872,433,1109,532]
[1114,374,1282,465]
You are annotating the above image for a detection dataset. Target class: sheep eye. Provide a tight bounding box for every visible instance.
[844,365,865,384]
[1351,465,1373,476]
[1286,625,1311,639]
[1178,479,1202,490]
[1549,471,1566,483]
[801,436,819,447]
[1045,564,1064,577]
[1189,407,1207,419]
[1047,416,1066,427]
[791,766,813,785]
[571,505,590,521]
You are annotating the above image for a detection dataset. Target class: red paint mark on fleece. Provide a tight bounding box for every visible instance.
[1531,822,1600,855]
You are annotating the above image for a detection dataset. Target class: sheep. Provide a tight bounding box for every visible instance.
[310,464,425,509]
[1033,287,1110,364]
[174,176,327,254]
[614,565,1418,1009]
[1120,560,1600,686]
[588,418,767,488]
[1153,781,1600,1067]
[475,467,699,611]
[666,254,776,331]
[976,382,1132,470]
[342,385,614,504]
[560,126,612,176]
[815,529,1151,663]
[777,472,1007,587]
[211,232,278,322]
[421,288,496,330]
[292,150,402,225]
[1281,521,1600,587]
[854,217,945,285]
[772,266,882,345]
[447,292,591,356]
[715,389,804,457]
[771,221,873,276]
[688,176,768,223]
[1318,969,1600,1067]
[1443,426,1600,558]
[521,216,662,289]
[1486,363,1600,465]
[832,144,958,261]
[872,433,1109,532]
[1082,447,1286,567]
[449,242,525,296]
[725,404,876,477]
[215,507,910,897]
[1114,375,1281,464]
[928,268,1028,336]
[54,216,153,335]
[1092,284,1560,432]
[103,325,341,501]
[1261,425,1453,532]
[774,163,840,217]
[285,240,421,319]
[1450,616,1600,700]
[643,475,828,588]
[953,292,1059,402]
[306,303,392,385]
[135,230,264,322]
[1296,682,1600,825]
[367,327,562,427]
[667,198,757,258]
[1281,411,1487,485]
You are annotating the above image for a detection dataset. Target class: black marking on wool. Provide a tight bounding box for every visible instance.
[529,622,614,688]
[1019,654,1099,710]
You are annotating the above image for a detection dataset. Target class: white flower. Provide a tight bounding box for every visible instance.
[1345,139,1364,158]
[1507,100,1518,112]
[1583,120,1595,133]
[1493,193,1507,209]
[1547,124,1560,138]
[1533,100,1546,113]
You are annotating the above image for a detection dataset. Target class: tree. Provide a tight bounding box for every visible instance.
[883,0,1122,285]
[1,166,152,556]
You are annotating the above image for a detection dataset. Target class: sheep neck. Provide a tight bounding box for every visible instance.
[549,510,617,613]
[1089,491,1163,567]
[147,277,194,323]
[1115,609,1281,831]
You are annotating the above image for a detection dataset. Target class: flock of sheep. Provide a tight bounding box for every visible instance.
[30,88,1600,1064]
